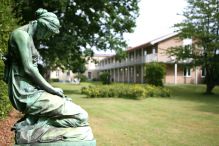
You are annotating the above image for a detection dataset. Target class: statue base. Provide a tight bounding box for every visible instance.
[13,117,94,144]
[14,139,96,146]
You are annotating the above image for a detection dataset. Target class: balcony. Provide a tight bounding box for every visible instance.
[96,53,158,70]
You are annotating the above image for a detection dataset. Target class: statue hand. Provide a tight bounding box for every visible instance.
[54,88,64,97]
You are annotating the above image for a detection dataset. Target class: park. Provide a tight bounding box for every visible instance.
[0,82,219,145]
[1,0,219,146]
[54,82,219,146]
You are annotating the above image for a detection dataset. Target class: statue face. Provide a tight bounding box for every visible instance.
[36,25,54,40]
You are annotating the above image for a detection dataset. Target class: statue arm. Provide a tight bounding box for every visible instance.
[12,30,63,97]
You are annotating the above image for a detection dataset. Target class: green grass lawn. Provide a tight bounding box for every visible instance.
[52,82,219,146]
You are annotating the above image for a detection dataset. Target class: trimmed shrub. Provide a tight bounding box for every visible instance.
[144,62,166,86]
[75,74,87,82]
[81,83,170,99]
[92,78,99,81]
[99,72,111,84]
[49,78,59,82]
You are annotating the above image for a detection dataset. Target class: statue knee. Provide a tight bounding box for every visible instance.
[79,110,89,123]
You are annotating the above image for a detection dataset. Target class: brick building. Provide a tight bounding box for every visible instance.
[94,32,206,84]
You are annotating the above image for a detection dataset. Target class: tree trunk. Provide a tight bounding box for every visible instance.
[205,67,215,94]
[205,82,215,95]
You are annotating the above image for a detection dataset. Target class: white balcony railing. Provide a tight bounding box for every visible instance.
[96,53,157,70]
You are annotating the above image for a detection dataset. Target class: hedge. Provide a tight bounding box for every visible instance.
[81,83,170,99]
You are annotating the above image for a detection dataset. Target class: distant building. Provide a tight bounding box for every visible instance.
[84,54,112,80]
[49,54,111,82]
[50,68,74,82]
[50,33,206,84]
[94,32,205,84]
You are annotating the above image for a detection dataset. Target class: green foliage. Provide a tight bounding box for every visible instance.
[49,78,59,82]
[12,0,140,70]
[72,63,86,74]
[0,80,12,119]
[0,61,4,80]
[144,62,166,86]
[168,0,219,94]
[81,84,170,99]
[0,0,18,54]
[99,72,111,84]
[75,74,87,82]
[0,0,18,119]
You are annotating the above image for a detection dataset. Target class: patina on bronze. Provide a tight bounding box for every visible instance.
[4,8,94,145]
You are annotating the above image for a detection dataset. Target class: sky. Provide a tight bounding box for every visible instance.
[124,0,187,47]
[96,0,187,54]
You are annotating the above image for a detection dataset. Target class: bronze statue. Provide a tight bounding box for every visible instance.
[4,8,94,144]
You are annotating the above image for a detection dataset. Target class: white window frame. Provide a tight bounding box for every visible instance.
[144,50,147,56]
[184,67,191,77]
[56,70,59,77]
[201,67,206,78]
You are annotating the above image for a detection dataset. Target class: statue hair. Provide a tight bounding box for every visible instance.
[35,8,60,33]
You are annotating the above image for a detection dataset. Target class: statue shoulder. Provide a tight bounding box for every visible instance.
[12,29,30,42]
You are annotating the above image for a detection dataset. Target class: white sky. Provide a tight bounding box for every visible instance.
[96,0,187,54]
[124,0,187,47]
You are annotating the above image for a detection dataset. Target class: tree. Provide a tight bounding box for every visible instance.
[12,0,139,71]
[144,62,166,86]
[167,0,219,94]
[99,72,111,84]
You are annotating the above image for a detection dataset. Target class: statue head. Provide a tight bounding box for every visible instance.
[35,8,61,40]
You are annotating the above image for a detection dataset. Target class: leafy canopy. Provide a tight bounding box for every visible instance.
[13,0,140,71]
[167,0,219,94]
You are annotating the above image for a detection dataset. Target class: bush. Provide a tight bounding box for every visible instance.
[99,72,111,84]
[81,83,170,99]
[144,85,170,97]
[49,78,59,82]
[144,62,166,86]
[75,74,87,82]
[92,78,99,81]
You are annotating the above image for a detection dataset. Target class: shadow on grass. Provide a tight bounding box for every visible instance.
[167,84,219,114]
[196,105,219,114]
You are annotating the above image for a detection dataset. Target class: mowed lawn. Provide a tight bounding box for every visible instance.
[52,82,219,146]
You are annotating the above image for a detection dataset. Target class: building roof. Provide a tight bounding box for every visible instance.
[96,32,180,60]
[93,54,114,57]
[127,32,179,52]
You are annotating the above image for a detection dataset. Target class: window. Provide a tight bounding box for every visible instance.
[184,67,191,77]
[67,71,70,76]
[183,38,192,46]
[201,67,206,77]
[88,72,92,79]
[56,70,59,77]
[152,48,157,54]
[144,50,147,56]
[136,50,141,57]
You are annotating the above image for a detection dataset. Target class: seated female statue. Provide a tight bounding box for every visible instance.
[4,8,93,143]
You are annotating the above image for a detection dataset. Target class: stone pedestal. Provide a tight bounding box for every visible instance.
[14,139,96,146]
